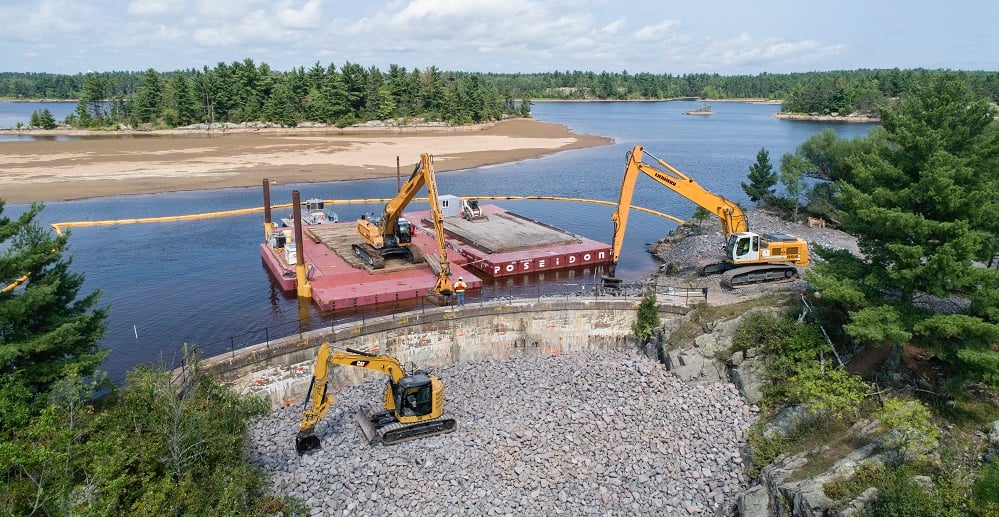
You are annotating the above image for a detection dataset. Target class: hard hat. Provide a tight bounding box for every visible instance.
[458,277,463,280]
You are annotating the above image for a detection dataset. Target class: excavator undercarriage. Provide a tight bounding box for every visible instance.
[696,257,799,288]
[354,405,458,446]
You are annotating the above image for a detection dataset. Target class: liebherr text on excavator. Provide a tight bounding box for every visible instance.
[296,342,457,453]
[605,145,809,288]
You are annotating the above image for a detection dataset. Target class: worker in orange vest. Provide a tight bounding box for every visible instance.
[454,276,467,306]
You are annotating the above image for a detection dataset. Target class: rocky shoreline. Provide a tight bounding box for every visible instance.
[772,112,879,123]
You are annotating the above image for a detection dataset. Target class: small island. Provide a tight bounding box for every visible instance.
[683,104,714,116]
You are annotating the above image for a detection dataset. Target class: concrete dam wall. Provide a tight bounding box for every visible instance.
[193,298,690,408]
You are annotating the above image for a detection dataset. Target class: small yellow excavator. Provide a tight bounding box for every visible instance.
[295,342,457,453]
[605,145,809,288]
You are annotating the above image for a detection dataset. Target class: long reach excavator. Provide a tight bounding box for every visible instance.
[604,145,809,288]
[295,342,457,453]
[353,153,447,283]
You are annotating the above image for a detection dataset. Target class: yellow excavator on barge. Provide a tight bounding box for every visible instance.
[604,145,809,288]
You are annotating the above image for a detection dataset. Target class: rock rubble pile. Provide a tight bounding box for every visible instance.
[248,351,757,516]
[648,209,861,297]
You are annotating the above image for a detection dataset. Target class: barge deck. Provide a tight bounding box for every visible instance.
[261,204,611,310]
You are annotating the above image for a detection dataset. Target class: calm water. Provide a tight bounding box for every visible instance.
[0,100,80,137]
[3,101,874,379]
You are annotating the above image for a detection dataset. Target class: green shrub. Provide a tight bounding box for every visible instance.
[786,362,868,420]
[877,397,940,464]
[732,311,793,353]
[972,460,999,515]
[632,294,661,341]
[865,470,942,517]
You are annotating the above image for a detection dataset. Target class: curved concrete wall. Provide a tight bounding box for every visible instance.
[193,298,689,408]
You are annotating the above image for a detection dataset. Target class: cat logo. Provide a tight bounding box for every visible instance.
[351,360,369,367]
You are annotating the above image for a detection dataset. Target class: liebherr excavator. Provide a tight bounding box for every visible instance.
[604,145,809,288]
[295,342,457,453]
[353,153,454,303]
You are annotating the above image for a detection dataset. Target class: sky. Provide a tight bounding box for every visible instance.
[1,0,996,75]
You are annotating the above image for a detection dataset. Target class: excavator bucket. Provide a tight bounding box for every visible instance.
[295,432,322,454]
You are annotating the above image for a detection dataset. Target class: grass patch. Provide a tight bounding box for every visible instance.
[930,386,999,432]
[747,416,854,480]
[823,461,889,501]
[786,419,873,482]
[665,291,794,351]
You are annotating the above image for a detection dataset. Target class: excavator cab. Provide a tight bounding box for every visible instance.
[394,372,434,418]
[393,218,413,245]
[726,232,761,263]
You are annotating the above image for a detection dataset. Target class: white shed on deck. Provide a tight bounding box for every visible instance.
[437,195,461,218]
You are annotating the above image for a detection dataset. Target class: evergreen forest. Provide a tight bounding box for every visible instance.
[2,62,998,130]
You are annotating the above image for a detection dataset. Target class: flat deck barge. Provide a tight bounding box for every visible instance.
[260,204,611,310]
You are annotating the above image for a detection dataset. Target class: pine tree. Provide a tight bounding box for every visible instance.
[779,153,811,219]
[741,147,777,205]
[76,73,107,127]
[38,109,57,129]
[131,68,163,124]
[631,294,661,342]
[808,73,999,384]
[0,201,109,393]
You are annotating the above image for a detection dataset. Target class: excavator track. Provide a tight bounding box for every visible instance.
[354,406,457,445]
[721,264,798,288]
[695,256,730,276]
[351,243,385,269]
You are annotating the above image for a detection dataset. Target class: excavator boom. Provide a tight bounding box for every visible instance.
[418,154,454,297]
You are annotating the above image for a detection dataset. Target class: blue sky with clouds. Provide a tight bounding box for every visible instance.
[1,0,995,75]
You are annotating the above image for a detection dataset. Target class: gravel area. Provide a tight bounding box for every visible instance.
[248,351,757,516]
[244,209,843,515]
[649,209,861,297]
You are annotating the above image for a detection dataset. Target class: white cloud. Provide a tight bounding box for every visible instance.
[600,18,625,35]
[127,0,182,17]
[633,20,680,43]
[278,0,323,30]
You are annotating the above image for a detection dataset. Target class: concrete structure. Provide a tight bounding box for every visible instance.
[195,297,691,408]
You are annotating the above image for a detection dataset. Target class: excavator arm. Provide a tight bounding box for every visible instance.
[605,145,748,280]
[379,159,429,238]
[419,154,454,296]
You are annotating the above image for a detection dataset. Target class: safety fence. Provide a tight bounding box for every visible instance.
[176,280,708,368]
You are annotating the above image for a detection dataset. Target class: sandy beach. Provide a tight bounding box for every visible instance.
[0,118,612,204]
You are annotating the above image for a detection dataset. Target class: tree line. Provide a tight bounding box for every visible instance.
[4,65,999,130]
[6,59,531,130]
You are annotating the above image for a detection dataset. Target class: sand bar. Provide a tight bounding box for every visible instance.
[0,118,612,203]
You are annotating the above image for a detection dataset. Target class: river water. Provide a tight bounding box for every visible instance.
[1,100,874,379]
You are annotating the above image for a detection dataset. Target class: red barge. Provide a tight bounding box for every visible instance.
[260,196,611,311]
